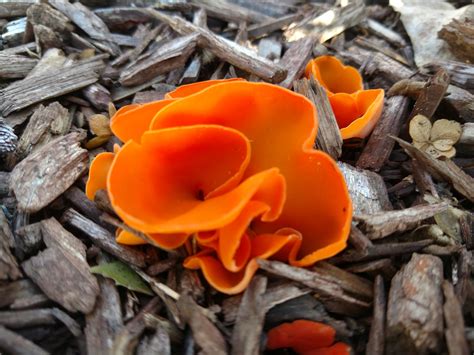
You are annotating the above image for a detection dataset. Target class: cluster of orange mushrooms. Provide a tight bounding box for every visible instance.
[86,56,383,296]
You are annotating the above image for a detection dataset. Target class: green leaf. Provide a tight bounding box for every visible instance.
[91,261,153,295]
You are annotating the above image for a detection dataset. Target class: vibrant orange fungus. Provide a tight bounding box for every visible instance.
[305,55,384,140]
[266,320,350,354]
[86,79,352,294]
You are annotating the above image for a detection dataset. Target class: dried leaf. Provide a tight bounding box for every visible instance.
[79,48,96,60]
[430,119,461,143]
[91,261,153,296]
[85,135,110,149]
[434,207,464,243]
[88,114,112,136]
[432,139,456,152]
[409,114,431,142]
[108,102,116,118]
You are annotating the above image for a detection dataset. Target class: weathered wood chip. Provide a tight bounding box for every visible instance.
[278,36,314,89]
[258,259,371,316]
[0,325,49,355]
[189,0,273,24]
[11,131,88,213]
[354,202,449,240]
[0,208,21,281]
[393,136,474,202]
[0,279,45,309]
[149,9,287,83]
[339,162,393,215]
[294,77,342,159]
[386,253,443,355]
[178,294,227,355]
[231,276,267,355]
[357,96,410,171]
[0,54,37,79]
[366,275,386,355]
[120,34,198,86]
[442,280,470,355]
[22,218,99,314]
[61,208,146,268]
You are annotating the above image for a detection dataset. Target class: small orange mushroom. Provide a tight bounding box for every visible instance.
[305,55,363,95]
[266,320,337,353]
[301,342,351,355]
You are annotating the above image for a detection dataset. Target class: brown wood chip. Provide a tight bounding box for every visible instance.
[386,253,444,354]
[366,275,386,355]
[443,280,470,355]
[0,325,49,355]
[11,131,88,213]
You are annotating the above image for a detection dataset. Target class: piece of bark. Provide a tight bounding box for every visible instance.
[222,282,309,325]
[15,102,70,161]
[366,275,386,355]
[278,36,314,89]
[348,225,374,252]
[94,7,153,31]
[180,53,202,85]
[231,276,267,355]
[111,75,166,101]
[136,324,171,355]
[443,280,470,355]
[264,294,352,338]
[393,136,474,202]
[285,0,366,43]
[49,0,119,56]
[0,325,49,355]
[339,162,393,215]
[85,261,123,355]
[411,158,439,199]
[258,259,371,316]
[0,54,37,79]
[355,202,448,240]
[120,34,198,86]
[0,207,21,281]
[438,17,474,63]
[408,69,450,121]
[149,10,287,83]
[0,1,36,19]
[456,248,472,305]
[332,239,433,264]
[82,83,111,111]
[354,36,410,66]
[357,96,410,171]
[0,279,45,309]
[11,131,88,213]
[26,3,73,34]
[133,90,168,104]
[247,13,302,39]
[257,36,282,60]
[14,222,44,261]
[178,294,227,355]
[190,0,272,24]
[2,17,27,47]
[365,18,407,48]
[423,60,474,91]
[61,208,146,267]
[346,258,397,280]
[0,308,79,333]
[0,56,105,115]
[293,77,342,159]
[386,253,443,355]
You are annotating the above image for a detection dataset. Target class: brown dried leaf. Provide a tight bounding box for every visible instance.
[409,114,431,143]
[88,114,112,136]
[430,119,462,143]
[79,48,96,60]
[108,102,117,118]
[85,135,110,149]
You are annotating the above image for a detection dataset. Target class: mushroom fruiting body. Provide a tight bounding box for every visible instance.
[86,80,352,294]
[305,55,384,140]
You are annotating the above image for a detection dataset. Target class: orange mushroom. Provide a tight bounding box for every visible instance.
[330,89,384,140]
[150,81,352,267]
[305,55,385,140]
[301,342,351,355]
[305,55,363,95]
[266,320,337,353]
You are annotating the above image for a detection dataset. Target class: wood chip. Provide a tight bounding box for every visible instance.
[443,280,470,355]
[120,34,198,86]
[438,17,474,62]
[231,276,267,355]
[355,202,449,240]
[386,253,443,354]
[258,259,371,316]
[0,56,105,115]
[357,96,410,171]
[189,0,273,24]
[0,207,21,280]
[0,279,45,309]
[0,325,49,355]
[393,136,474,202]
[11,131,88,213]
[339,162,392,215]
[366,275,386,355]
[294,76,342,159]
[278,36,314,89]
[149,10,287,83]
[178,294,227,355]
[61,208,146,267]
[22,218,99,314]
[0,54,37,79]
